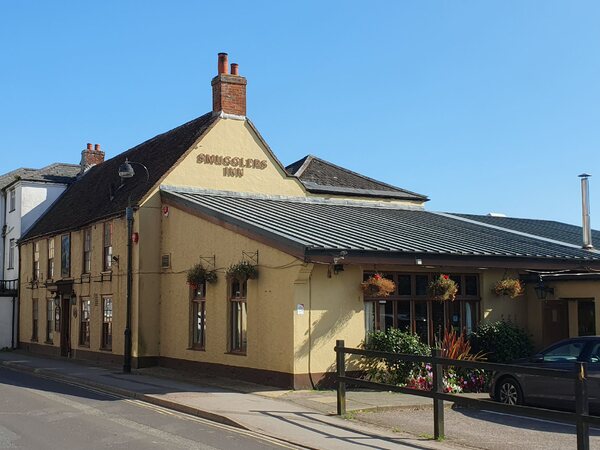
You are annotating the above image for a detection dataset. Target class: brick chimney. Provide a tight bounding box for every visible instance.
[80,143,105,173]
[211,53,247,117]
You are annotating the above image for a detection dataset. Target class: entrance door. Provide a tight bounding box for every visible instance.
[60,295,71,357]
[542,300,569,348]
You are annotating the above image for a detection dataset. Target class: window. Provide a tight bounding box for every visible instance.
[9,188,15,212]
[578,301,596,337]
[83,228,92,274]
[45,298,54,343]
[32,298,39,341]
[47,238,55,279]
[80,298,91,347]
[363,272,481,346]
[543,341,585,362]
[8,239,15,269]
[190,282,207,350]
[103,222,112,271]
[33,241,40,281]
[101,297,112,350]
[229,279,247,353]
[61,234,70,278]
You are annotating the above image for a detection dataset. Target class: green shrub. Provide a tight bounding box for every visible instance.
[363,329,431,384]
[470,321,533,363]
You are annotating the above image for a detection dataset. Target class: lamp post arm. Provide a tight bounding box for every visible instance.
[129,161,150,182]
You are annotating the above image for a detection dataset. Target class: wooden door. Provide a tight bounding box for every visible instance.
[542,300,569,348]
[60,295,71,357]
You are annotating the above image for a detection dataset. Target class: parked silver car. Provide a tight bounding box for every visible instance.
[490,336,600,412]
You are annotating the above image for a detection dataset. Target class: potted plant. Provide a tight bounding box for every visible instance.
[226,261,258,281]
[360,273,396,298]
[186,263,217,289]
[493,278,524,298]
[428,274,458,301]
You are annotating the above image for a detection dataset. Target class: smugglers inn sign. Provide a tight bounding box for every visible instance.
[197,153,268,178]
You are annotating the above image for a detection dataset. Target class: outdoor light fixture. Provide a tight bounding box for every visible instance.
[117,158,149,374]
[534,276,554,300]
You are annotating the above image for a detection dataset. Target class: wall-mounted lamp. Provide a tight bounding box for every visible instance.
[534,276,554,300]
[333,264,344,274]
[415,258,423,265]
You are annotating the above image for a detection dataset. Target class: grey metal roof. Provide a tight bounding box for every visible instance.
[286,155,428,201]
[0,168,35,190]
[453,214,600,249]
[162,188,600,262]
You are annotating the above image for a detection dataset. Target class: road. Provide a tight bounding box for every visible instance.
[356,404,600,450]
[0,366,297,450]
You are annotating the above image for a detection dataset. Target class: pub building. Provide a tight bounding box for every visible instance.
[18,53,600,388]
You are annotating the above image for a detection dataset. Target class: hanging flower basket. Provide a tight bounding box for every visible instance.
[360,273,396,298]
[186,263,217,288]
[493,278,524,298]
[428,274,458,301]
[226,261,258,281]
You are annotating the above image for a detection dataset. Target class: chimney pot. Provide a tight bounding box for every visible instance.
[94,144,101,151]
[87,143,93,150]
[80,142,105,174]
[211,52,247,116]
[218,53,229,75]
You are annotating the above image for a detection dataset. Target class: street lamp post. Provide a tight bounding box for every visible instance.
[118,158,149,374]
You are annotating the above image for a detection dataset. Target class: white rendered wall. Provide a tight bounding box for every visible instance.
[2,181,68,280]
[0,191,5,275]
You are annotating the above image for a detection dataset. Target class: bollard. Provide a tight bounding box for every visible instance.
[575,362,589,450]
[336,339,346,416]
[432,348,445,440]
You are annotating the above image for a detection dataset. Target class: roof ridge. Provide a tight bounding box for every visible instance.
[438,212,599,252]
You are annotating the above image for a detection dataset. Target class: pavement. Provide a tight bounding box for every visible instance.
[0,350,465,450]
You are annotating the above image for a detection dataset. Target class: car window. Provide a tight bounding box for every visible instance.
[588,342,600,363]
[543,341,585,362]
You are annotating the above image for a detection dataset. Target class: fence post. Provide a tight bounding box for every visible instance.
[336,339,346,416]
[575,362,589,450]
[432,348,445,440]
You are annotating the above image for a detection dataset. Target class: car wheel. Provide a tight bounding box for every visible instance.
[496,378,523,405]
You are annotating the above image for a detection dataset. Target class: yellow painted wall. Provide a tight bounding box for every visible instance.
[480,269,528,327]
[19,219,127,357]
[159,205,306,374]
[293,264,365,375]
[162,118,305,197]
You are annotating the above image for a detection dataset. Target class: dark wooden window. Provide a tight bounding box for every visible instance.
[47,238,55,279]
[363,272,481,345]
[190,282,207,350]
[101,297,112,350]
[83,228,92,274]
[61,234,70,278]
[229,279,247,354]
[32,298,38,341]
[80,298,91,347]
[45,298,53,343]
[33,241,40,281]
[103,222,112,272]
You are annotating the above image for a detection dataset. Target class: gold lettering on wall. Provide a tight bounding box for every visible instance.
[197,153,268,177]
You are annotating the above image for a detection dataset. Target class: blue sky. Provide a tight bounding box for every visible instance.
[1,1,599,225]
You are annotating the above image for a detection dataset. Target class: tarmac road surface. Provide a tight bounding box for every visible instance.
[0,366,299,450]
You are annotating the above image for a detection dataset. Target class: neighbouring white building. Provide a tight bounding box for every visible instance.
[0,162,81,348]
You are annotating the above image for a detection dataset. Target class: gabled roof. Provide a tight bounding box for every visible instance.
[161,187,600,266]
[0,168,35,190]
[285,155,428,201]
[452,214,600,249]
[22,112,217,241]
[0,164,79,191]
